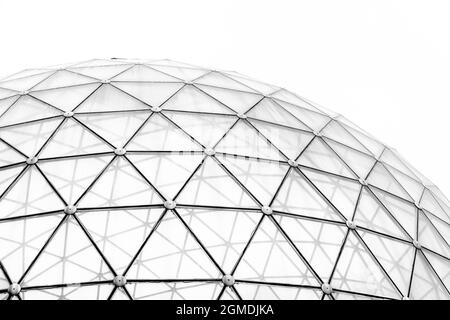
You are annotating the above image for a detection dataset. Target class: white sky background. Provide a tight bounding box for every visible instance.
[0,0,449,197]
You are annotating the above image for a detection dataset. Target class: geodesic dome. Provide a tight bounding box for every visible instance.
[0,58,449,300]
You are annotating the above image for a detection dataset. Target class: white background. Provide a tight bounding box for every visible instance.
[0,0,449,196]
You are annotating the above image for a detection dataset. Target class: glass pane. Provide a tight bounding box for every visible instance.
[166,111,236,149]
[218,155,289,205]
[177,207,261,274]
[215,121,285,161]
[22,216,114,287]
[78,157,163,208]
[111,64,180,82]
[126,210,221,280]
[234,217,320,286]
[194,71,258,93]
[0,95,61,127]
[31,84,100,112]
[176,157,259,208]
[249,119,314,160]
[331,231,402,299]
[113,82,183,107]
[0,166,65,219]
[162,84,234,114]
[128,153,204,199]
[75,84,149,113]
[197,85,263,114]
[275,214,347,282]
[77,208,165,274]
[126,113,202,151]
[272,169,344,222]
[77,111,150,148]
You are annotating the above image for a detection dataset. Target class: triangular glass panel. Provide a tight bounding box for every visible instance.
[298,138,356,178]
[275,215,347,282]
[78,157,163,208]
[218,156,289,205]
[427,186,450,216]
[0,96,19,115]
[234,217,320,286]
[194,71,258,93]
[0,118,68,157]
[0,166,65,219]
[425,213,450,245]
[30,84,100,112]
[302,168,361,220]
[353,188,410,240]
[71,59,128,68]
[215,121,285,161]
[149,65,209,81]
[177,207,261,274]
[75,84,149,113]
[371,189,417,239]
[379,148,419,181]
[249,120,314,160]
[1,68,53,82]
[148,60,201,68]
[359,230,415,295]
[113,82,183,107]
[0,139,25,167]
[418,212,450,258]
[409,251,449,299]
[77,111,149,148]
[128,153,204,199]
[225,73,280,95]
[272,169,344,222]
[165,111,236,148]
[32,70,98,91]
[325,138,377,179]
[39,118,113,158]
[176,156,259,208]
[384,164,424,203]
[246,98,310,130]
[0,71,54,91]
[197,85,263,114]
[338,121,385,159]
[161,84,234,114]
[0,165,24,195]
[0,213,64,282]
[420,189,450,224]
[367,162,413,201]
[321,120,372,155]
[422,251,450,292]
[39,155,113,204]
[77,208,165,274]
[22,216,114,287]
[126,210,221,280]
[270,89,324,114]
[111,64,180,82]
[274,99,331,132]
[69,64,131,80]
[126,113,201,151]
[331,231,402,299]
[0,95,61,127]
[0,87,19,100]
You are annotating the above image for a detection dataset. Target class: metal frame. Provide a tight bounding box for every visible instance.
[0,59,449,301]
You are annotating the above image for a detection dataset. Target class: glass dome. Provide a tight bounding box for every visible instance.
[0,59,448,300]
